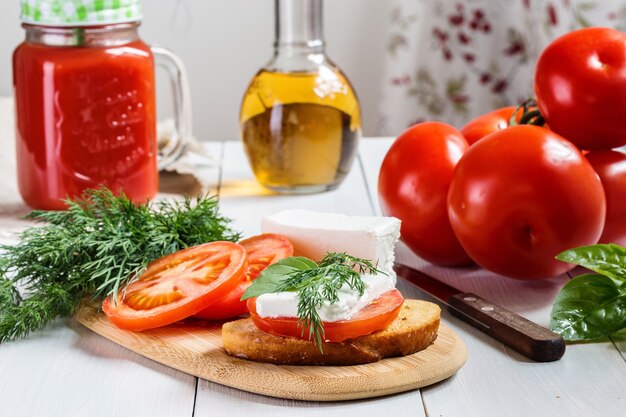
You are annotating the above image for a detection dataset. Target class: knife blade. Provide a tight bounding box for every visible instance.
[394,262,566,362]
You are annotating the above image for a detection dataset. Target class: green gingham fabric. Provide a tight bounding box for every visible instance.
[20,0,142,26]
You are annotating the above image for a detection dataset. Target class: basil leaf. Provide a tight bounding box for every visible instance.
[239,272,284,300]
[240,256,316,300]
[275,256,317,270]
[556,244,626,282]
[550,273,626,341]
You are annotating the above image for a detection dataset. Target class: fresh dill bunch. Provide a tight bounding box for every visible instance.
[242,253,383,350]
[0,187,240,342]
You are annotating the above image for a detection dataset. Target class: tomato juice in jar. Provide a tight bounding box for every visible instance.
[14,1,190,210]
[14,22,157,210]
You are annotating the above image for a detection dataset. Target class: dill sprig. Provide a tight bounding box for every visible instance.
[0,188,240,342]
[242,253,383,350]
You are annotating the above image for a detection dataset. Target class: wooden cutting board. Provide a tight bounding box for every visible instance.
[75,302,467,401]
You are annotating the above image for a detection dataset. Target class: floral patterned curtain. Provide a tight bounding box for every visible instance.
[378,0,626,135]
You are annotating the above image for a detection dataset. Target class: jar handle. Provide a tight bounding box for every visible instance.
[150,46,192,169]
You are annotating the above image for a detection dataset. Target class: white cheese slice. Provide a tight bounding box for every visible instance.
[255,273,395,322]
[257,210,402,322]
[261,209,401,276]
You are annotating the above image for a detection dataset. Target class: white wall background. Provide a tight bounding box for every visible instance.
[0,0,389,141]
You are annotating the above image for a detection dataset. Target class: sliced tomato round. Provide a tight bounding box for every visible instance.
[247,289,404,343]
[194,234,294,320]
[102,241,246,331]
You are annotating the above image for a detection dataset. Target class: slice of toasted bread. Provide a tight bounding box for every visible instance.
[222,299,440,366]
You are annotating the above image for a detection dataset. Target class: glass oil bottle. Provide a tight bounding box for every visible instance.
[240,0,361,193]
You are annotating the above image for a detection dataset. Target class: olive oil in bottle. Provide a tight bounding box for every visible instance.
[240,70,360,193]
[239,0,361,193]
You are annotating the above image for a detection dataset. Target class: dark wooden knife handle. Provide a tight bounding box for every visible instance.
[447,292,566,362]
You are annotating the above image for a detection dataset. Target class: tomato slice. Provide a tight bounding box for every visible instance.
[247,289,404,343]
[194,234,294,320]
[102,241,246,331]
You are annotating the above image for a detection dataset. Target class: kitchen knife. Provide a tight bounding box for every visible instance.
[394,263,566,362]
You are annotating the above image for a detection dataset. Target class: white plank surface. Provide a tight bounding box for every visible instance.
[195,379,424,417]
[615,336,626,362]
[0,320,196,417]
[193,141,427,416]
[359,138,626,417]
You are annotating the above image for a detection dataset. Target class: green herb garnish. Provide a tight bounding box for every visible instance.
[241,252,383,350]
[551,244,626,341]
[0,188,240,342]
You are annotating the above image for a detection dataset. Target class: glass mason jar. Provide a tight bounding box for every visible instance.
[13,1,190,210]
[240,0,361,194]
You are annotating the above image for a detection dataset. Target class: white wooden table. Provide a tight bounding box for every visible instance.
[0,139,624,417]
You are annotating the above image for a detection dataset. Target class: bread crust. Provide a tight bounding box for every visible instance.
[222,300,441,365]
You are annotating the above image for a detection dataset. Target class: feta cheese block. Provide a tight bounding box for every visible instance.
[257,210,402,322]
[261,210,401,275]
[255,273,396,322]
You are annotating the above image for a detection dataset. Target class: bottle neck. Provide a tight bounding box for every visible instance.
[23,22,140,47]
[274,0,324,55]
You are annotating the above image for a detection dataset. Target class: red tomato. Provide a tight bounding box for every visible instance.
[460,106,520,145]
[194,234,294,320]
[586,150,626,245]
[247,289,404,342]
[102,242,246,331]
[448,125,606,279]
[535,27,626,150]
[378,122,472,266]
